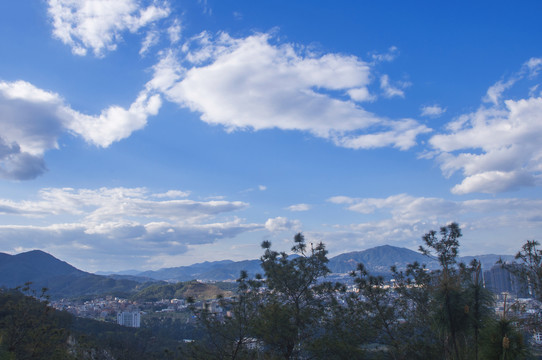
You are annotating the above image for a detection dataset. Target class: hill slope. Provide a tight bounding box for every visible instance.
[0,250,85,287]
[131,280,234,301]
[138,259,263,282]
[0,250,149,299]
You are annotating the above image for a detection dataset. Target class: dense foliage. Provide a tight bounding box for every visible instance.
[0,284,72,359]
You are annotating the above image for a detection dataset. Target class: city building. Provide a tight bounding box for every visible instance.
[117,311,141,328]
[483,264,529,297]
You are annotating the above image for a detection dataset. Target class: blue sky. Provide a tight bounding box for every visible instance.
[0,0,541,272]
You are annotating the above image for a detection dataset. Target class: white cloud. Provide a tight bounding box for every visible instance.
[0,81,64,154]
[331,194,458,222]
[258,185,267,191]
[421,104,446,118]
[525,57,542,78]
[347,87,376,102]
[327,196,355,204]
[1,29,427,181]
[197,0,212,15]
[147,49,185,93]
[140,29,160,56]
[380,74,408,98]
[484,79,516,105]
[0,187,249,221]
[0,80,161,179]
[167,19,182,43]
[482,58,542,105]
[64,89,162,147]
[430,96,542,194]
[287,203,311,212]
[0,187,261,271]
[529,85,540,97]
[150,32,428,150]
[154,190,191,198]
[334,118,430,150]
[429,59,542,194]
[48,0,170,57]
[450,170,535,195]
[0,81,66,179]
[265,216,301,232]
[370,46,398,63]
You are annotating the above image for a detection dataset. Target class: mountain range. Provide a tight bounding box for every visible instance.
[0,246,515,299]
[134,245,514,282]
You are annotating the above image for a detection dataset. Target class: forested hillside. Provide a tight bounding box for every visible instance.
[131,280,234,302]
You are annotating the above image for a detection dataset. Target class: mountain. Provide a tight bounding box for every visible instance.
[135,245,432,282]
[95,269,142,276]
[137,245,516,282]
[131,280,234,302]
[0,250,85,287]
[138,259,262,282]
[0,250,154,299]
[328,245,440,274]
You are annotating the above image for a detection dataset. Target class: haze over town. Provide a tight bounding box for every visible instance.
[0,0,541,272]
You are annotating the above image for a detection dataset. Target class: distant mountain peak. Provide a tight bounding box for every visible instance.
[0,249,145,299]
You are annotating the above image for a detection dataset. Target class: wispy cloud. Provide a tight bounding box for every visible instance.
[287,203,311,212]
[153,190,191,198]
[380,74,409,98]
[167,19,182,44]
[421,104,446,118]
[370,46,399,63]
[140,29,160,56]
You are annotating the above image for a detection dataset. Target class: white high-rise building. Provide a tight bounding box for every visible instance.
[117,311,141,328]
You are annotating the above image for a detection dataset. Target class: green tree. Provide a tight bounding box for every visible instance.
[479,318,527,360]
[511,240,542,301]
[416,223,505,360]
[0,284,72,359]
[419,222,470,360]
[390,261,442,359]
[479,293,528,360]
[184,271,261,360]
[463,259,495,360]
[498,240,542,341]
[306,291,367,359]
[254,233,334,359]
[349,263,404,359]
[187,233,349,359]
